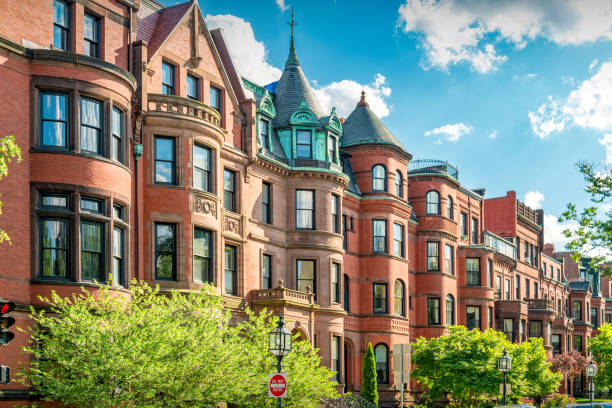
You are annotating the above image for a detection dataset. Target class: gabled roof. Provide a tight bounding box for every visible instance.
[272,33,324,128]
[341,91,407,154]
[136,1,194,61]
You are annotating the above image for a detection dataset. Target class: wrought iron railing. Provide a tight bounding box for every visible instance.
[408,159,459,180]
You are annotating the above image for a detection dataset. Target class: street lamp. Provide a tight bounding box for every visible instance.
[268,315,292,408]
[498,348,512,405]
[586,361,598,407]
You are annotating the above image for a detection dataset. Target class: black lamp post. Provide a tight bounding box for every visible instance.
[497,348,512,405]
[268,315,292,408]
[586,361,597,407]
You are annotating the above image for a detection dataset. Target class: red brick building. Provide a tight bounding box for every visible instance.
[0,0,609,406]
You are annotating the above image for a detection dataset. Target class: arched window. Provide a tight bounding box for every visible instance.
[344,274,350,312]
[372,165,386,192]
[426,190,440,215]
[374,343,388,384]
[394,280,405,317]
[395,170,403,197]
[446,294,455,325]
[447,196,454,220]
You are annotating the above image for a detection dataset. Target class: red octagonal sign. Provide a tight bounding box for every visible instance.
[268,373,287,398]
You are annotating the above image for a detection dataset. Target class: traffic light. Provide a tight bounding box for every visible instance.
[0,365,8,385]
[0,300,15,346]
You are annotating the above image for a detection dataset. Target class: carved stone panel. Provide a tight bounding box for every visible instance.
[193,195,217,218]
[223,211,243,239]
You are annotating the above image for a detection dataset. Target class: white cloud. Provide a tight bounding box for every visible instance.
[397,0,612,73]
[600,134,612,164]
[275,0,289,12]
[512,73,537,81]
[425,122,473,143]
[524,190,545,209]
[529,61,612,138]
[313,73,392,118]
[589,58,599,71]
[561,75,577,86]
[543,214,574,251]
[205,14,282,85]
[489,130,498,139]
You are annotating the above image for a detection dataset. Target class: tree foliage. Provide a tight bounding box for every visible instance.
[0,135,22,245]
[559,162,612,276]
[360,343,378,406]
[588,323,612,392]
[411,326,561,408]
[19,281,338,407]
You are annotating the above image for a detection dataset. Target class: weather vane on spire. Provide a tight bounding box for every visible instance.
[287,7,297,37]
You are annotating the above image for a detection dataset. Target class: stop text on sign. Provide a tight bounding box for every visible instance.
[268,373,287,398]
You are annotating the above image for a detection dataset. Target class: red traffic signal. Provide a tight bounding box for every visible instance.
[0,301,15,315]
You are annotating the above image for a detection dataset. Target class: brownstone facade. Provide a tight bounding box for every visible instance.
[0,0,610,406]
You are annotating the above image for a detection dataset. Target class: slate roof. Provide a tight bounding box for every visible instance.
[341,154,361,196]
[569,281,591,291]
[272,34,324,128]
[136,1,194,61]
[341,92,407,153]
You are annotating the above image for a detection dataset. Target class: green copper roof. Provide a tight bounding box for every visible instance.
[341,91,407,153]
[272,29,323,128]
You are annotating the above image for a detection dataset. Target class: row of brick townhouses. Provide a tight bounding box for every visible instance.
[0,0,611,406]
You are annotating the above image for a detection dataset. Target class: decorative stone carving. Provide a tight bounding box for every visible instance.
[193,196,217,217]
[223,212,243,238]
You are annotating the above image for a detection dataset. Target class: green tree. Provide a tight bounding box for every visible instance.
[0,135,22,245]
[559,162,612,276]
[19,281,337,408]
[588,322,612,393]
[361,343,378,406]
[412,326,561,408]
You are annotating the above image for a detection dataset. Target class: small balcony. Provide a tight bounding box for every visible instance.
[250,286,315,308]
[147,93,221,130]
[527,298,555,312]
[484,231,516,260]
[408,159,459,180]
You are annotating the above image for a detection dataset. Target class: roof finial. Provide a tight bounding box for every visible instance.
[285,7,300,67]
[357,90,369,107]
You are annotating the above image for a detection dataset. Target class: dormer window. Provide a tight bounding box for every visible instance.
[328,136,337,163]
[372,165,386,192]
[259,118,269,150]
[296,130,311,158]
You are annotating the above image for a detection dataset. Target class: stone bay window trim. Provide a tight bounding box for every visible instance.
[155,222,177,281]
[224,244,237,296]
[35,85,129,164]
[395,170,403,197]
[426,190,440,215]
[331,194,340,234]
[193,228,213,284]
[394,280,406,317]
[262,253,273,290]
[296,259,316,295]
[161,61,176,95]
[466,257,481,286]
[331,262,341,304]
[428,297,441,325]
[371,164,387,192]
[373,282,388,314]
[35,189,128,287]
[193,144,212,193]
[372,219,388,254]
[296,189,315,230]
[262,182,272,224]
[83,12,101,58]
[427,241,440,271]
[444,244,454,275]
[223,169,237,213]
[393,222,405,258]
[53,0,71,51]
[466,305,481,330]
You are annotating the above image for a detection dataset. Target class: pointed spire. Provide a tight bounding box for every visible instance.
[357,90,369,107]
[285,7,300,67]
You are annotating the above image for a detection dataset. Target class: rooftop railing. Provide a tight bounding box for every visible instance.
[408,159,459,180]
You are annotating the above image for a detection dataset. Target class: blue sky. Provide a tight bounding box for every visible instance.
[161,0,612,247]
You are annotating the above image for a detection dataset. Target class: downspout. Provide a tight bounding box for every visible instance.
[128,6,133,73]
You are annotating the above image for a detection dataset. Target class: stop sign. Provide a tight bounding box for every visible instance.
[268,373,287,398]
